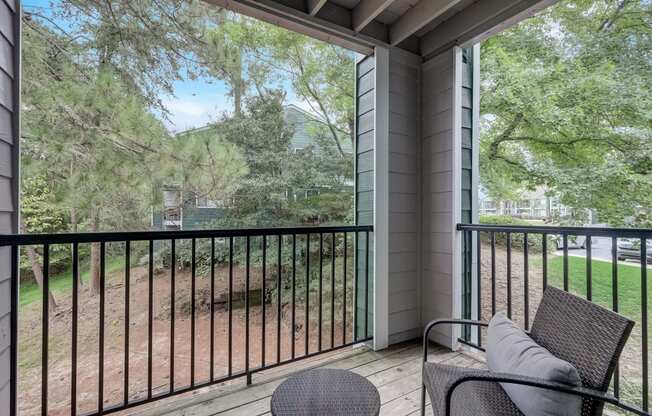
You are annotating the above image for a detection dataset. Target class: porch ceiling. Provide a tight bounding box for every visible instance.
[204,0,557,57]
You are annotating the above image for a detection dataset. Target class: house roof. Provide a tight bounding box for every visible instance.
[283,104,353,154]
[175,104,353,154]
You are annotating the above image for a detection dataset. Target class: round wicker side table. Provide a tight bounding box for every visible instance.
[270,368,381,415]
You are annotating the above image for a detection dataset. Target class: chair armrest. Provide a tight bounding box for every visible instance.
[444,372,651,416]
[423,319,488,362]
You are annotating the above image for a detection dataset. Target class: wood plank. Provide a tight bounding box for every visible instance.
[0,177,13,211]
[216,396,271,415]
[142,343,417,416]
[2,0,16,13]
[389,0,462,45]
[357,69,375,97]
[137,342,484,416]
[0,140,11,178]
[357,55,375,78]
[0,35,12,78]
[0,70,13,111]
[0,106,11,145]
[306,0,327,15]
[0,1,13,46]
[353,0,396,32]
[358,89,375,115]
[420,0,556,59]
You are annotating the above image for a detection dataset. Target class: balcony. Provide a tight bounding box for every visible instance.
[2,0,651,414]
[2,223,650,416]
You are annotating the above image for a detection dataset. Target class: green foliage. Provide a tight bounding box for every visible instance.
[20,176,69,275]
[202,14,355,155]
[20,1,355,257]
[481,0,652,227]
[21,176,66,234]
[479,215,529,227]
[478,215,551,252]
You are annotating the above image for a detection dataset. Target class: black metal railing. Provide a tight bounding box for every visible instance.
[458,223,651,413]
[4,225,373,416]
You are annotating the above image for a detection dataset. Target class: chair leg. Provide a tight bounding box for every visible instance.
[421,384,426,416]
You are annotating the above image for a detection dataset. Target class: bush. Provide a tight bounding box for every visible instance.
[478,215,553,253]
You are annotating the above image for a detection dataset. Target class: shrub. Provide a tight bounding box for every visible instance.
[478,215,553,253]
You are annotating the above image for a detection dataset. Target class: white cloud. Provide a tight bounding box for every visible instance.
[161,95,232,134]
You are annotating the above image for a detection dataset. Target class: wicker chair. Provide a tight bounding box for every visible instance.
[420,286,646,416]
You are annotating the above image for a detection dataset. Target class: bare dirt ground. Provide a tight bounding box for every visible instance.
[18,262,355,416]
[479,245,647,410]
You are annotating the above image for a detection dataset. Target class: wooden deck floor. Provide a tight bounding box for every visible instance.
[125,340,484,416]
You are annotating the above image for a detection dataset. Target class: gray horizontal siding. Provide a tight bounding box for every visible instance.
[356,55,374,340]
[0,70,12,111]
[0,35,13,78]
[0,107,11,144]
[0,177,12,211]
[420,48,456,348]
[0,1,14,46]
[386,49,420,344]
[0,0,16,408]
[0,140,11,178]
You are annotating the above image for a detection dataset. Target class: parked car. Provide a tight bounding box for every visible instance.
[617,238,652,262]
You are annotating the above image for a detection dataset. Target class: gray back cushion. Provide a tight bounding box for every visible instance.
[487,312,582,416]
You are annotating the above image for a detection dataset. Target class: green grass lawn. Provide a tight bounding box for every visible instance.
[546,255,648,320]
[19,256,124,307]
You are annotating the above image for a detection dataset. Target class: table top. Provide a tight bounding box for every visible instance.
[270,368,381,416]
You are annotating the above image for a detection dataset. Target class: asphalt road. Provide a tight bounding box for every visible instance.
[554,236,651,267]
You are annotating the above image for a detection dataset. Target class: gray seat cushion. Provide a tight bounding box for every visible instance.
[423,362,523,416]
[487,312,582,416]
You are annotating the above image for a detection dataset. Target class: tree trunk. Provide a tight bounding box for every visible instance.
[233,52,244,116]
[89,207,102,295]
[25,245,57,312]
[70,160,83,287]
[20,220,57,311]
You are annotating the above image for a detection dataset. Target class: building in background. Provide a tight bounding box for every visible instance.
[479,187,569,220]
[152,105,352,230]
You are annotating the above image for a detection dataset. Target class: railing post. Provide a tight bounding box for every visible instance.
[3,225,374,414]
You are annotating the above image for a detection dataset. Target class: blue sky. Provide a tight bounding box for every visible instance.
[23,0,310,133]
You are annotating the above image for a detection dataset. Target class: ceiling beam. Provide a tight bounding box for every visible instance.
[306,0,328,16]
[420,0,557,59]
[389,0,462,46]
[352,0,396,32]
[204,0,385,54]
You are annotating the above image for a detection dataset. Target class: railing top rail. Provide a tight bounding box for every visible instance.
[0,224,373,246]
[457,223,652,238]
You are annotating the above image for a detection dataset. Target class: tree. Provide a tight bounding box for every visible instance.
[480,0,652,226]
[20,176,67,310]
[24,0,224,292]
[163,126,248,204]
[202,15,355,157]
[21,0,356,284]
[21,12,244,293]
[215,92,296,226]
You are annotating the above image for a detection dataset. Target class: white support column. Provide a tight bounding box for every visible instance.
[373,46,389,350]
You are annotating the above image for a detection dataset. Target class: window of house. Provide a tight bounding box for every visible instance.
[196,195,217,208]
